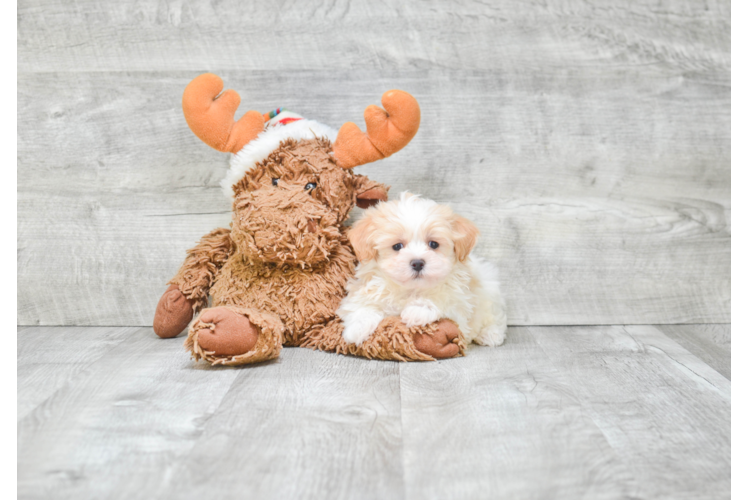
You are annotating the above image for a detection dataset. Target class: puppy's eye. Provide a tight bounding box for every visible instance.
[392,243,404,251]
[305,182,317,191]
[272,178,279,186]
[429,241,439,249]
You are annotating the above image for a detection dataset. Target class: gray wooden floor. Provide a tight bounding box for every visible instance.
[18,324,730,500]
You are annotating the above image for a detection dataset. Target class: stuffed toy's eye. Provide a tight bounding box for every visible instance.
[392,243,404,251]
[305,182,317,191]
[429,241,439,249]
[272,178,279,186]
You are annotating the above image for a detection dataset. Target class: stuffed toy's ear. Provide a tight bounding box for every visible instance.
[348,215,378,262]
[356,187,388,209]
[451,215,480,262]
[353,175,389,209]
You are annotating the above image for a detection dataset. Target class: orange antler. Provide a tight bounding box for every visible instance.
[333,90,421,169]
[182,73,265,154]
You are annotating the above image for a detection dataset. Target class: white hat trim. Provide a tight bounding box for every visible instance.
[222,114,338,199]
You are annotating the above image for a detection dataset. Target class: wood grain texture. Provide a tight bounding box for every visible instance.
[400,327,637,500]
[530,324,730,500]
[730,380,748,498]
[17,326,137,420]
[162,348,404,500]
[730,323,748,378]
[18,327,243,500]
[658,324,731,379]
[17,324,730,499]
[17,0,730,326]
[18,0,730,73]
[730,236,748,323]
[17,67,730,325]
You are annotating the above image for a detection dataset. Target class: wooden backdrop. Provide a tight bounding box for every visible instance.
[17,0,730,327]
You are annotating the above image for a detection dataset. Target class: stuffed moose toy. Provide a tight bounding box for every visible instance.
[153,73,464,365]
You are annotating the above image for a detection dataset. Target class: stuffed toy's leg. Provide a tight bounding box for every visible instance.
[184,306,284,366]
[302,316,465,361]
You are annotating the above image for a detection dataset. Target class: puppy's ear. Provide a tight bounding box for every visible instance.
[452,215,479,262]
[348,215,378,262]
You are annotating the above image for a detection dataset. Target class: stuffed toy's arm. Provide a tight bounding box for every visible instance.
[153,228,235,338]
[169,227,235,305]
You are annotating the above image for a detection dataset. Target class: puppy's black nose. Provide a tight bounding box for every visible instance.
[410,259,425,272]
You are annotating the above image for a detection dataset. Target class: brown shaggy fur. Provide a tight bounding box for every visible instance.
[170,228,235,309]
[156,136,464,365]
[303,317,465,362]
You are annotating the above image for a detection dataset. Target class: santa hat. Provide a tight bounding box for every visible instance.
[222,109,337,198]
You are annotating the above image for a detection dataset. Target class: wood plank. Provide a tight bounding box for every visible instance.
[399,327,638,500]
[729,236,748,323]
[17,70,730,326]
[457,197,729,325]
[17,326,137,420]
[18,0,729,73]
[730,380,748,498]
[160,348,404,500]
[17,327,242,500]
[17,70,730,202]
[730,323,748,382]
[657,324,731,379]
[530,325,730,499]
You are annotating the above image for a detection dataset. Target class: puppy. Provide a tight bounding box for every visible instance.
[338,192,507,347]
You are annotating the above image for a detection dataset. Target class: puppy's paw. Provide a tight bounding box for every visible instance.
[475,323,507,347]
[342,309,384,346]
[401,301,441,328]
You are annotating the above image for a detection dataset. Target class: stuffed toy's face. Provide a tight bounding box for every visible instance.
[179,74,422,267]
[230,137,388,266]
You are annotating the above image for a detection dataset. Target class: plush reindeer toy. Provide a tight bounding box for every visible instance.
[153,73,464,365]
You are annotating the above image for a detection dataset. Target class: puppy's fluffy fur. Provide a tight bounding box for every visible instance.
[338,192,507,347]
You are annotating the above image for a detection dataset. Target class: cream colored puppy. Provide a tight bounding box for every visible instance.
[338,192,507,347]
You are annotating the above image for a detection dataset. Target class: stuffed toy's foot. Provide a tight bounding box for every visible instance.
[153,285,195,338]
[302,316,464,361]
[184,306,284,366]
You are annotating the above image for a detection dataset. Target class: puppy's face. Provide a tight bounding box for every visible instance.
[349,193,479,289]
